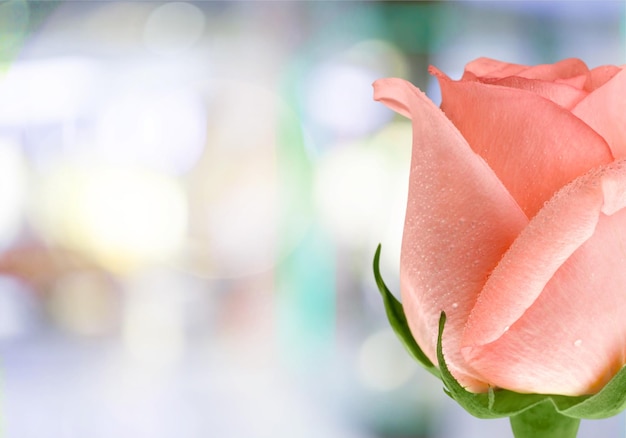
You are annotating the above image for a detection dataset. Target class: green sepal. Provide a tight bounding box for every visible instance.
[559,364,626,419]
[436,312,626,420]
[374,244,626,421]
[510,400,580,438]
[436,312,552,418]
[373,244,439,378]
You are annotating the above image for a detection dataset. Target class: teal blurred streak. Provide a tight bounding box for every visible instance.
[276,224,335,371]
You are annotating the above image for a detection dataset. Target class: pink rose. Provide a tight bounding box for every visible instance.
[373,58,626,396]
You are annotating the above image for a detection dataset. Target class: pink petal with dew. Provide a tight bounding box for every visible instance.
[573,68,626,159]
[433,66,613,218]
[463,159,626,395]
[373,78,528,392]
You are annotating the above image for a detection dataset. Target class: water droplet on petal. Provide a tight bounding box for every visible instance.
[451,302,458,309]
[574,339,582,347]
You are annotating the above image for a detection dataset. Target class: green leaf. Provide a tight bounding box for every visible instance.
[373,244,439,377]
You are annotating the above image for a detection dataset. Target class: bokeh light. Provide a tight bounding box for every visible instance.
[0,0,29,65]
[300,39,407,142]
[0,57,96,125]
[303,62,393,138]
[0,275,38,339]
[143,2,205,55]
[48,270,119,336]
[0,138,27,249]
[122,271,186,370]
[357,328,416,391]
[202,170,277,277]
[35,166,187,272]
[314,119,411,263]
[186,80,292,277]
[95,87,207,175]
[314,141,388,246]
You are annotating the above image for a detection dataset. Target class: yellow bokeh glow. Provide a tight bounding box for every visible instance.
[38,166,187,272]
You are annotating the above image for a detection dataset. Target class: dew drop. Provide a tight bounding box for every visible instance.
[503,325,510,333]
[451,302,458,309]
[574,339,582,347]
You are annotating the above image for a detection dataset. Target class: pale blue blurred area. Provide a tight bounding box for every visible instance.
[0,1,623,437]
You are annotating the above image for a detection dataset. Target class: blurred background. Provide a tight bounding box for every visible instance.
[0,1,624,437]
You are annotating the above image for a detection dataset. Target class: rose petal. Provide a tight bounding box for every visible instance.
[462,159,626,395]
[572,68,626,159]
[481,76,588,109]
[463,57,589,82]
[517,58,589,81]
[373,78,528,391]
[555,74,588,90]
[584,65,622,91]
[462,57,528,80]
[432,66,614,218]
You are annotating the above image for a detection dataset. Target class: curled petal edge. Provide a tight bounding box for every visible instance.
[374,246,626,420]
[463,159,626,351]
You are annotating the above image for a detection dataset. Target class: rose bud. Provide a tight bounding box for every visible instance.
[373,58,626,398]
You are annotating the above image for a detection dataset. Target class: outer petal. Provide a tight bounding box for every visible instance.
[572,68,626,158]
[463,159,626,395]
[433,66,614,218]
[480,76,588,109]
[554,73,587,90]
[462,57,528,80]
[516,58,589,81]
[373,78,528,391]
[463,57,589,82]
[584,65,622,91]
